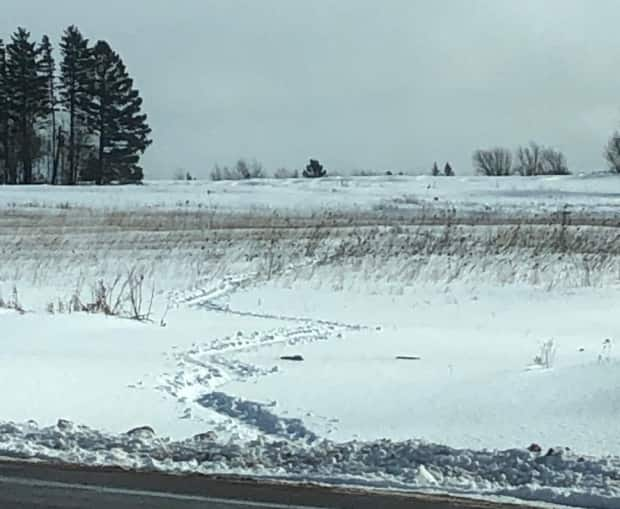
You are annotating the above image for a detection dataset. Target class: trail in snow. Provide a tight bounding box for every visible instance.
[158,324,347,401]
[157,270,366,438]
[197,392,319,443]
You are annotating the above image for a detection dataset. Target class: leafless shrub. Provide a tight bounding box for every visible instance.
[126,269,155,321]
[159,298,172,327]
[540,147,569,175]
[513,143,569,176]
[350,169,380,177]
[211,159,265,181]
[605,131,620,173]
[85,276,126,315]
[533,339,556,369]
[473,147,513,176]
[516,142,543,176]
[0,286,25,313]
[273,168,299,179]
[65,270,155,322]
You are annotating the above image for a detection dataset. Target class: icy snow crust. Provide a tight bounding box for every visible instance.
[2,175,620,508]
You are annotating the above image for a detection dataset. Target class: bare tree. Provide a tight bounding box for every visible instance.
[473,148,512,176]
[211,158,265,180]
[516,142,543,176]
[273,167,298,179]
[540,147,569,175]
[605,131,620,173]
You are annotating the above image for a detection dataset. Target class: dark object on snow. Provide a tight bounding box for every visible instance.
[527,443,542,453]
[280,355,304,362]
[578,347,585,352]
[126,425,155,437]
[396,355,421,361]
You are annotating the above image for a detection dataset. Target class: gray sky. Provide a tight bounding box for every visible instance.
[4,0,620,177]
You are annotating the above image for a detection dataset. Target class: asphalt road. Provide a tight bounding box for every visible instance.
[0,460,545,509]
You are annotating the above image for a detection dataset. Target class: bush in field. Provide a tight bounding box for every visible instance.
[174,169,194,181]
[0,286,24,313]
[539,147,569,175]
[605,132,620,173]
[473,148,513,176]
[497,142,570,176]
[66,270,155,321]
[211,158,265,181]
[444,162,455,176]
[533,339,556,368]
[303,159,327,178]
[273,167,298,179]
[516,143,544,176]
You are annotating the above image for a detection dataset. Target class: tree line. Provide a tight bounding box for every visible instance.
[472,143,569,177]
[0,26,151,185]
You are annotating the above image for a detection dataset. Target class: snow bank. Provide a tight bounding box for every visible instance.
[0,419,618,509]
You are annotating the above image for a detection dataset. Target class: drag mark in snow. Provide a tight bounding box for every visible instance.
[197,392,319,443]
[172,272,259,308]
[161,269,367,439]
[157,324,350,425]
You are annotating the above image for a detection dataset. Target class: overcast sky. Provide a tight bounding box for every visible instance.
[4,0,620,177]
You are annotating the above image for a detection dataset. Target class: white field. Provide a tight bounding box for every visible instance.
[1,175,620,508]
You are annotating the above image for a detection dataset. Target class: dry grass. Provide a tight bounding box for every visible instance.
[1,204,620,307]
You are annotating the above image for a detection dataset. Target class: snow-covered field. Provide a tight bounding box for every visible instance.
[1,175,620,508]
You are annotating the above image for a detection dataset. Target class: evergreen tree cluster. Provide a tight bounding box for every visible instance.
[431,161,455,176]
[0,26,151,185]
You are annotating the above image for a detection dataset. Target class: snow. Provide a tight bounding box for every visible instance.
[1,419,619,509]
[0,174,618,222]
[1,176,620,508]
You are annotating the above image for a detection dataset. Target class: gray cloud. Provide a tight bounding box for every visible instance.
[4,0,620,177]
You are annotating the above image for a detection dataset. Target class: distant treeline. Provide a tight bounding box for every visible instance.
[0,26,151,185]
[472,143,569,177]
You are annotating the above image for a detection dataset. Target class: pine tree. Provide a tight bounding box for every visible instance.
[432,162,439,176]
[0,39,8,184]
[82,41,151,184]
[444,162,454,176]
[59,25,91,185]
[5,27,48,184]
[38,35,57,184]
[303,158,326,178]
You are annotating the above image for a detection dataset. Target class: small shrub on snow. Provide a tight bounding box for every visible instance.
[0,286,25,314]
[533,338,556,369]
[211,159,265,181]
[273,168,298,179]
[598,338,613,363]
[66,270,155,321]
